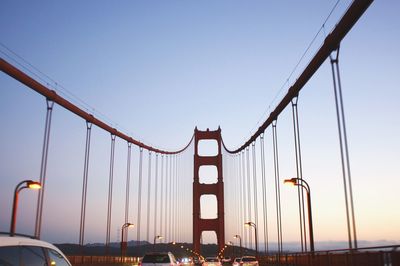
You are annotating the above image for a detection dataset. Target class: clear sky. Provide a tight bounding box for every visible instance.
[1,0,399,250]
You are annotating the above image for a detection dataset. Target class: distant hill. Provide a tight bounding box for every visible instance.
[84,240,150,247]
[55,242,255,258]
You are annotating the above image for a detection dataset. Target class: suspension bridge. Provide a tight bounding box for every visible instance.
[1,0,399,265]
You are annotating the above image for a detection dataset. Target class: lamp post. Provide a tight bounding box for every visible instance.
[234,235,242,257]
[284,177,314,253]
[153,235,163,250]
[244,222,258,260]
[10,180,41,236]
[121,223,134,257]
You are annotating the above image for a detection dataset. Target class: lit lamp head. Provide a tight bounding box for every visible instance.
[126,223,135,228]
[244,222,251,227]
[27,181,42,190]
[284,178,299,186]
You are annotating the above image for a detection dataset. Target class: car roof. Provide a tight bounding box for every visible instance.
[0,235,64,254]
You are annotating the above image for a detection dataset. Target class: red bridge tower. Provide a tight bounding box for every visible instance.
[193,127,225,254]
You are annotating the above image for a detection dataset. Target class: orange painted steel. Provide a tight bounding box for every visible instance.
[0,57,193,154]
[193,127,225,255]
[223,0,373,154]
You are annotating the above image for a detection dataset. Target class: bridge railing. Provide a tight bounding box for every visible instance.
[260,245,400,266]
[67,255,139,265]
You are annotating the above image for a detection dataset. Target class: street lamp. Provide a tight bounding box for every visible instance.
[234,234,242,257]
[153,235,163,250]
[121,222,134,257]
[284,177,314,253]
[10,180,41,236]
[244,222,258,260]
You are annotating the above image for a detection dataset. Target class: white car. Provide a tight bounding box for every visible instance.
[202,257,221,266]
[141,252,179,266]
[0,234,71,266]
[232,257,241,266]
[240,256,258,266]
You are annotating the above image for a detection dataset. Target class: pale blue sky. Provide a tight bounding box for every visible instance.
[1,0,399,249]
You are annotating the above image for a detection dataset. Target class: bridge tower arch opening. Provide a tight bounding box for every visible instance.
[193,127,225,255]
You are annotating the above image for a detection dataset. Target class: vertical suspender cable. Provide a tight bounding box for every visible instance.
[272,120,283,256]
[137,148,144,245]
[175,154,179,241]
[124,142,132,244]
[164,155,169,242]
[168,155,173,241]
[79,121,92,249]
[146,151,152,242]
[173,155,176,242]
[238,153,243,242]
[234,155,239,235]
[177,155,180,242]
[35,99,54,239]
[260,133,269,255]
[160,155,164,240]
[106,134,116,254]
[291,97,307,252]
[241,151,247,247]
[330,47,357,249]
[170,155,174,242]
[174,155,177,242]
[154,153,159,240]
[246,147,253,249]
[251,142,259,252]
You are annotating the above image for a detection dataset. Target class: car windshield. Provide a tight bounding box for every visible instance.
[234,258,241,262]
[242,257,256,262]
[142,254,170,263]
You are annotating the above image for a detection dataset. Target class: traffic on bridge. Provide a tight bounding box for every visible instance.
[1,0,399,265]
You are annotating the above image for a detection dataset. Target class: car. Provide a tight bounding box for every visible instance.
[0,233,72,266]
[232,257,241,266]
[222,256,232,264]
[180,257,194,266]
[240,256,258,266]
[141,252,179,266]
[202,257,221,266]
[193,256,202,266]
